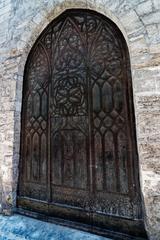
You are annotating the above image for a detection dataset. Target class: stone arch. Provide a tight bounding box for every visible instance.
[7,0,151,237]
[15,0,150,115]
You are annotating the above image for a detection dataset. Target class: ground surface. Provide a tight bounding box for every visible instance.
[0,214,111,240]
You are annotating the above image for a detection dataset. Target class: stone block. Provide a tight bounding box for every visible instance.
[137,113,160,138]
[1,166,12,183]
[139,142,160,171]
[142,11,160,25]
[120,9,143,34]
[153,0,160,10]
[132,68,157,93]
[136,0,153,16]
[129,35,149,56]
[1,183,13,212]
[135,94,160,112]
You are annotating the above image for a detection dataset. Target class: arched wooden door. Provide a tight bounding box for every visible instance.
[17,10,147,239]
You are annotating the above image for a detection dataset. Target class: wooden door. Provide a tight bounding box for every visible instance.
[17,10,147,238]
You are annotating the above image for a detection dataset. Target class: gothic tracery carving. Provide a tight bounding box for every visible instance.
[19,10,142,222]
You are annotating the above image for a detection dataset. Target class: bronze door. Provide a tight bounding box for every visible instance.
[18,10,146,238]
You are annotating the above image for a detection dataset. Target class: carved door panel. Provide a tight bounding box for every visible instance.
[50,17,90,208]
[18,43,49,201]
[18,10,146,237]
[87,16,141,219]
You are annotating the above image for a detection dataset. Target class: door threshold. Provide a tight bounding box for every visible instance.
[15,208,148,240]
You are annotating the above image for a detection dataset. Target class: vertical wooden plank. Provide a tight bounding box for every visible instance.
[25,134,31,181]
[32,133,40,182]
[41,91,47,118]
[51,132,62,185]
[40,133,47,183]
[113,80,123,113]
[102,82,113,113]
[94,132,103,191]
[33,93,40,118]
[63,131,74,188]
[92,84,101,113]
[118,130,128,193]
[104,131,116,192]
[74,131,87,189]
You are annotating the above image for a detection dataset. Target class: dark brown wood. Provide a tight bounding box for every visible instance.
[17,9,147,238]
[16,206,147,240]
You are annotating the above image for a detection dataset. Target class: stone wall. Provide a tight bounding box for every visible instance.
[0,0,160,239]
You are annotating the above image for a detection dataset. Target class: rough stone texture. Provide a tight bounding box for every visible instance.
[0,0,160,239]
[0,214,110,240]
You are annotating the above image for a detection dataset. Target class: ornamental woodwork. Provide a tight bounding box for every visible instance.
[18,10,144,236]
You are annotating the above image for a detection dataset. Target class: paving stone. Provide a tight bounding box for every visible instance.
[0,214,111,240]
